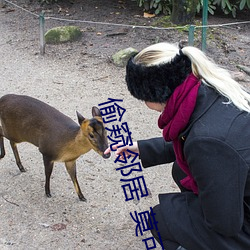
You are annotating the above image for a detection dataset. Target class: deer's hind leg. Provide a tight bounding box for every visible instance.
[43,155,54,198]
[0,126,5,159]
[65,161,86,202]
[10,141,26,172]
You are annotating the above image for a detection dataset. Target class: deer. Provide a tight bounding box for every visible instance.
[0,94,110,202]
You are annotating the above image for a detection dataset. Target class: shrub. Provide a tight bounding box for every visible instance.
[135,0,172,15]
[135,0,250,17]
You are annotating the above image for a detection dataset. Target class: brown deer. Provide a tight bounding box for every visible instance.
[0,94,110,201]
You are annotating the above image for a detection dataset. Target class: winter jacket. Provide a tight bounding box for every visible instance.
[138,84,250,250]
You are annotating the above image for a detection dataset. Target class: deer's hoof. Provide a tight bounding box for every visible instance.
[79,196,87,202]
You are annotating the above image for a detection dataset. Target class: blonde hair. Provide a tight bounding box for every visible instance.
[134,42,250,113]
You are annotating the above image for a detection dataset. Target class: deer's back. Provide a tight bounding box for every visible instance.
[0,94,79,147]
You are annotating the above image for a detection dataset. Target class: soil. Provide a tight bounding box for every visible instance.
[0,0,249,249]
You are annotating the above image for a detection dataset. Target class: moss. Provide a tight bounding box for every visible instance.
[152,16,172,27]
[112,48,138,67]
[45,26,82,44]
[152,16,198,32]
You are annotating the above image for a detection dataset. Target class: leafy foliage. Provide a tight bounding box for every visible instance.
[135,0,250,17]
[215,0,250,16]
[212,0,238,17]
[197,0,217,15]
[239,0,250,9]
[135,0,172,15]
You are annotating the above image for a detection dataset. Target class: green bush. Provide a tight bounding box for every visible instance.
[135,0,172,15]
[212,0,250,17]
[196,0,216,15]
[135,0,250,17]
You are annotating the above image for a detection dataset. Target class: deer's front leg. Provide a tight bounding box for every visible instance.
[65,160,86,202]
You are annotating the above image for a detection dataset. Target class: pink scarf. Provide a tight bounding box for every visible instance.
[158,73,201,194]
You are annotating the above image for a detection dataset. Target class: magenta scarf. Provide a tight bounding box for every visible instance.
[158,73,201,194]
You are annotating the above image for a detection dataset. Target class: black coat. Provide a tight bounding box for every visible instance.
[138,84,250,250]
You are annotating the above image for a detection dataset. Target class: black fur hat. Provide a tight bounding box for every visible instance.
[125,52,192,103]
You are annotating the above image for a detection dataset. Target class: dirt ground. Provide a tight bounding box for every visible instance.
[0,0,249,249]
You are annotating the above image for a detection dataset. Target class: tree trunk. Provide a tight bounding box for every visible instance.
[171,0,198,25]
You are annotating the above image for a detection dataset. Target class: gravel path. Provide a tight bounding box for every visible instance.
[0,4,175,250]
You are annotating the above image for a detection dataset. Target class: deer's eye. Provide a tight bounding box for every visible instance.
[89,133,94,139]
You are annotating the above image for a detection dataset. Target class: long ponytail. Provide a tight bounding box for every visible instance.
[182,46,250,112]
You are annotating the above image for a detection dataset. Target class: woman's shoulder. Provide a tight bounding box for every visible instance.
[185,84,250,147]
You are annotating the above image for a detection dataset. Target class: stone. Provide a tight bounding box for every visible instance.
[231,71,247,82]
[112,47,138,67]
[44,26,82,44]
[0,0,6,8]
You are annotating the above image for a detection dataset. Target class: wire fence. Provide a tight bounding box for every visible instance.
[3,0,250,55]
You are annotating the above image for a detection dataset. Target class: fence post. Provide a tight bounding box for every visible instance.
[39,11,45,55]
[188,25,195,46]
[201,0,208,51]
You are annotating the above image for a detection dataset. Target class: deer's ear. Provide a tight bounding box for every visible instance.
[76,111,85,125]
[92,106,102,117]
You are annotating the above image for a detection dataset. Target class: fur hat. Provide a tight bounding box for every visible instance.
[125,52,192,103]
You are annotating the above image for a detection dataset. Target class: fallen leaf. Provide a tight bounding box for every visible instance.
[143,12,155,18]
[51,223,67,231]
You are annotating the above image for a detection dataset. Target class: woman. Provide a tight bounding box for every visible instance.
[105,42,250,250]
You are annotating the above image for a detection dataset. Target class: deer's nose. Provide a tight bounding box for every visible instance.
[103,152,111,159]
